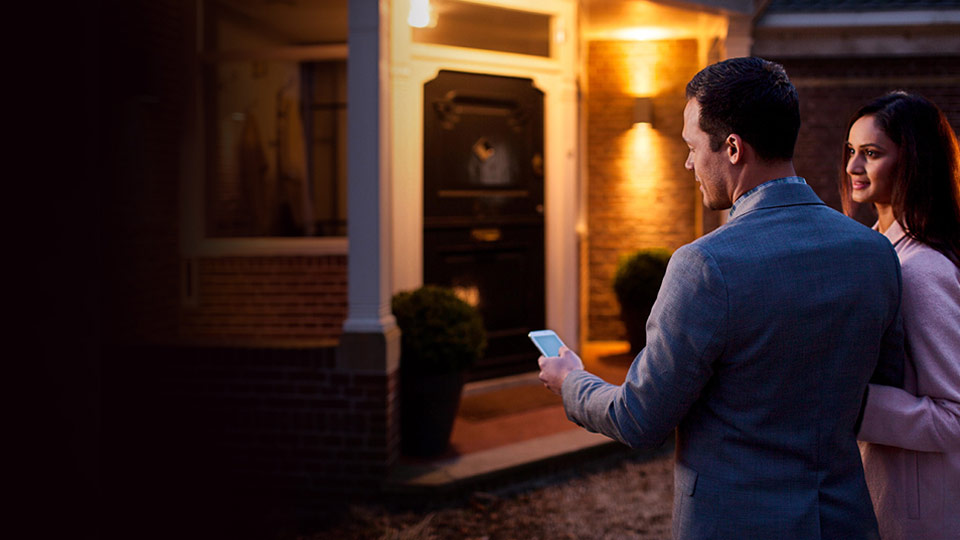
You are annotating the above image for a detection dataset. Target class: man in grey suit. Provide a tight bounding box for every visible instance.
[538,57,904,539]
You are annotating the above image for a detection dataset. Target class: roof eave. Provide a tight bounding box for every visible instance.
[756,9,960,29]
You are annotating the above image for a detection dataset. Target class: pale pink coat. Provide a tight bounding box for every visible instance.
[859,220,960,540]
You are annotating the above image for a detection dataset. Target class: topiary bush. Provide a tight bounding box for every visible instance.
[613,248,672,309]
[613,248,672,354]
[392,285,487,375]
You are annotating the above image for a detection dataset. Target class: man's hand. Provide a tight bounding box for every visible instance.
[538,346,585,395]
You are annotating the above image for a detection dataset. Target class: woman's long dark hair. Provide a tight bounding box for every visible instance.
[840,91,960,264]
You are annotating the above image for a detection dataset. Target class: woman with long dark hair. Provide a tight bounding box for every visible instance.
[842,91,960,540]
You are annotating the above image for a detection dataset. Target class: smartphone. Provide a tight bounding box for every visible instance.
[528,330,566,357]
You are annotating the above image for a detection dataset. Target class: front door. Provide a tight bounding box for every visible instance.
[423,70,545,381]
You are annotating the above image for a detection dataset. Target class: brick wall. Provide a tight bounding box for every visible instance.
[155,346,398,495]
[104,345,398,536]
[772,56,960,225]
[585,40,702,341]
[180,255,348,342]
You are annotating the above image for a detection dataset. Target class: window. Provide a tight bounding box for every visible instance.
[200,0,348,238]
[302,61,348,237]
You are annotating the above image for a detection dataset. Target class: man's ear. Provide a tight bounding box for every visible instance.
[726,134,742,165]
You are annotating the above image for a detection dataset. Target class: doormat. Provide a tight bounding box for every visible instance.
[457,382,562,421]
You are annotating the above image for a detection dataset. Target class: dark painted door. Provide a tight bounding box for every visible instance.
[423,70,545,381]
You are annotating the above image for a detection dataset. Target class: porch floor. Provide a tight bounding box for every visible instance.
[385,341,638,494]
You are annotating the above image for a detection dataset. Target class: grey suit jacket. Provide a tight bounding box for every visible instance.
[563,178,904,539]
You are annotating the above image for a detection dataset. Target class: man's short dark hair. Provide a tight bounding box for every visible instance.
[686,57,800,162]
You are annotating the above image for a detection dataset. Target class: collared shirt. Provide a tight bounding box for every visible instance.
[873,219,909,249]
[729,176,807,219]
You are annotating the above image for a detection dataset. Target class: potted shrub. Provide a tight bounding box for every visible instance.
[392,285,487,457]
[613,248,672,355]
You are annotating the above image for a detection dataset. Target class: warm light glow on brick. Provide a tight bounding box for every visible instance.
[623,124,669,207]
[623,124,664,181]
[608,27,675,43]
[627,58,657,98]
[586,39,700,341]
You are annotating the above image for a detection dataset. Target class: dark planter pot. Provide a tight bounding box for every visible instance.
[620,304,653,356]
[401,369,465,457]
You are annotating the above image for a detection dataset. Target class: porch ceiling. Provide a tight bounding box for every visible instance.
[213,0,348,44]
[583,0,730,41]
[211,0,742,46]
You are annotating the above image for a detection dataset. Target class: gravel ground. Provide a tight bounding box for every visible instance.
[308,449,674,540]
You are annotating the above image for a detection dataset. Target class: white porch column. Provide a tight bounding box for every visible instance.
[341,0,400,372]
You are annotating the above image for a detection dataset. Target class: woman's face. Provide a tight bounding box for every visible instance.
[845,115,899,206]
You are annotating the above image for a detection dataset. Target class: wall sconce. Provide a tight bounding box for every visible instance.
[633,97,654,126]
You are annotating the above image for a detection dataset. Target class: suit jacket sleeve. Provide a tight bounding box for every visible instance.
[855,242,904,431]
[561,244,727,448]
[858,255,960,452]
[868,246,905,389]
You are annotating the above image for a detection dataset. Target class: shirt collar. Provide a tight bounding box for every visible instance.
[728,176,807,219]
[873,219,908,247]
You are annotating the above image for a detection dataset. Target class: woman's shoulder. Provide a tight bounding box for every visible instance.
[896,237,959,293]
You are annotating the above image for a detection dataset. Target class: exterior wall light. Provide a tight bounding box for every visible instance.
[633,96,653,126]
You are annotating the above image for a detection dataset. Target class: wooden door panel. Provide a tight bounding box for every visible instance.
[422,71,545,380]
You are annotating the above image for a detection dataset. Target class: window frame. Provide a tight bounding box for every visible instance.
[183,3,349,258]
